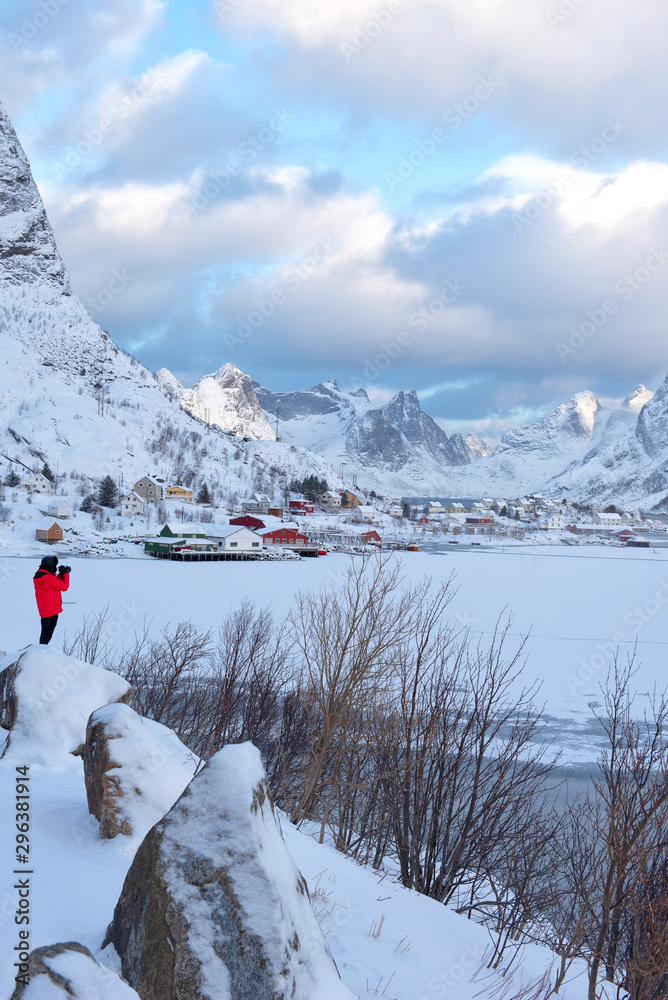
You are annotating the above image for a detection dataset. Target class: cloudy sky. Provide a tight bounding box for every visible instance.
[3,0,668,440]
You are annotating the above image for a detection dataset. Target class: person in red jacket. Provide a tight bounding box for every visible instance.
[33,555,71,645]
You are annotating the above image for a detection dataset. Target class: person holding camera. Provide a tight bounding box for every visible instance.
[33,555,71,645]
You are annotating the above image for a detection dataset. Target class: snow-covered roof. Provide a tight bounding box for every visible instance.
[207,525,261,539]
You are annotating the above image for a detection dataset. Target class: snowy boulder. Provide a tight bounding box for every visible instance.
[0,648,132,764]
[84,702,198,840]
[9,941,140,999]
[104,742,354,1000]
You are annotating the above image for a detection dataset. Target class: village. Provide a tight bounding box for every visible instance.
[4,466,666,562]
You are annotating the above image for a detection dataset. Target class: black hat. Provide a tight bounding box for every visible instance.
[39,555,58,573]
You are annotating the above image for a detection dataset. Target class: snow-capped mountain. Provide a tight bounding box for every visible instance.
[422,385,667,504]
[253,379,486,493]
[0,100,338,500]
[156,363,274,440]
[546,379,668,506]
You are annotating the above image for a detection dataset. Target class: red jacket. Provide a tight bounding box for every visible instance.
[33,570,69,617]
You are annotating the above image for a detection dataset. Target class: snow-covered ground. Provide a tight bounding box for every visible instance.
[2,544,667,757]
[2,545,664,999]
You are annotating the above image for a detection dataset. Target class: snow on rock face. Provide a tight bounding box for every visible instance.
[9,942,140,999]
[465,431,492,458]
[0,648,132,764]
[636,375,668,458]
[104,742,354,1000]
[0,101,70,292]
[84,702,198,840]
[496,391,603,456]
[624,384,654,413]
[170,362,275,440]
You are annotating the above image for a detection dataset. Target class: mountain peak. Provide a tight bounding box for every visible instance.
[0,100,70,292]
[623,384,653,412]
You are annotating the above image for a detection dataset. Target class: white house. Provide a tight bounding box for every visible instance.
[46,499,72,519]
[22,473,55,495]
[353,506,380,525]
[206,525,264,552]
[321,490,342,508]
[592,512,623,526]
[120,491,146,517]
[536,513,565,530]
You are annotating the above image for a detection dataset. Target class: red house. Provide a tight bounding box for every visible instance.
[260,526,309,546]
[230,515,266,530]
[362,530,382,544]
[289,500,314,514]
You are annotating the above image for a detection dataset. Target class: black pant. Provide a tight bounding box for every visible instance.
[39,615,59,645]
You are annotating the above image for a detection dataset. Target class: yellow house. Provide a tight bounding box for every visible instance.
[165,485,193,503]
[341,491,359,509]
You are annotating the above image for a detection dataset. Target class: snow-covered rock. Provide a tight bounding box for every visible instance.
[9,942,140,999]
[84,702,198,840]
[169,362,275,440]
[0,648,132,764]
[0,102,70,292]
[104,742,354,1000]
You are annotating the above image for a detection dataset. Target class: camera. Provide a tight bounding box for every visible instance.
[59,565,72,575]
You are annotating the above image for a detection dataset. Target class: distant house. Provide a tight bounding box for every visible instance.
[259,525,309,547]
[353,506,379,525]
[134,476,165,503]
[159,523,209,538]
[36,522,63,543]
[165,485,193,503]
[241,493,271,514]
[341,491,359,509]
[268,507,284,518]
[361,530,382,544]
[119,491,145,517]
[320,492,341,509]
[466,516,494,525]
[230,515,266,531]
[23,473,55,495]
[536,513,565,530]
[39,499,72,519]
[592,512,623,526]
[289,500,315,514]
[207,526,264,552]
[447,502,466,514]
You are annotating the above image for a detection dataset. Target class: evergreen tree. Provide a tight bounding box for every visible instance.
[41,463,55,482]
[402,502,411,519]
[80,494,96,513]
[97,475,118,508]
[5,469,20,487]
[196,482,212,504]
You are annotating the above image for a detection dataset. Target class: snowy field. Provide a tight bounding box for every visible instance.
[3,544,667,761]
[2,545,664,999]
